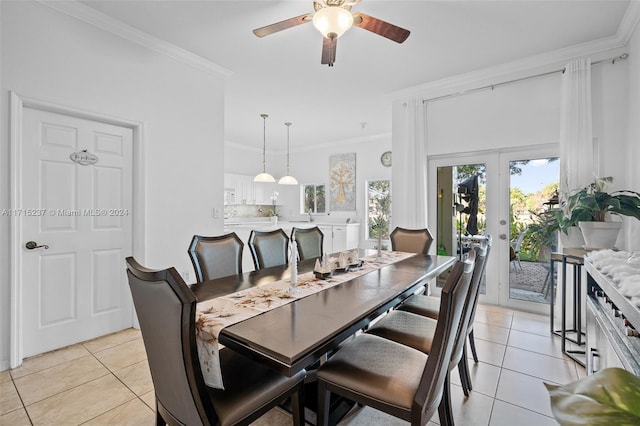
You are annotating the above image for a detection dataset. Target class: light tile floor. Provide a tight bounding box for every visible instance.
[1,304,582,425]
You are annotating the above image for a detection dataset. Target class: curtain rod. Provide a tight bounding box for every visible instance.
[422,53,629,104]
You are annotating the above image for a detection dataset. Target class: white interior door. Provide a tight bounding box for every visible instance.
[19,107,134,357]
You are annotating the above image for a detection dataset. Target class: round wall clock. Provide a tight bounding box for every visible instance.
[380,151,392,167]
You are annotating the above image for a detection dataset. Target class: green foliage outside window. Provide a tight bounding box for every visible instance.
[367,180,391,239]
[302,184,325,214]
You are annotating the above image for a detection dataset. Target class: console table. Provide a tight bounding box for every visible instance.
[548,248,589,366]
[585,258,640,376]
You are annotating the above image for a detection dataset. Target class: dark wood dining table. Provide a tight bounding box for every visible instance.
[190,251,456,378]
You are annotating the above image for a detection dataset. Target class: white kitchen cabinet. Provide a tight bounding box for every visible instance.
[223,173,255,204]
[332,226,347,252]
[346,224,360,250]
[317,225,333,254]
[235,175,255,205]
[330,224,360,252]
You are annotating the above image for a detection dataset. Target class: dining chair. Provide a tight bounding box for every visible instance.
[125,257,306,426]
[394,236,492,396]
[510,231,526,271]
[316,259,473,426]
[291,226,324,260]
[188,233,244,283]
[390,226,434,254]
[248,229,290,270]
[366,252,482,424]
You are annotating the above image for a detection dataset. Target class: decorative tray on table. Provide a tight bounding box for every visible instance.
[314,250,362,278]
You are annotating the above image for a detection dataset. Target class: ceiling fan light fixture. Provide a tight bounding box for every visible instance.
[312,6,353,39]
[254,114,276,183]
[278,122,298,185]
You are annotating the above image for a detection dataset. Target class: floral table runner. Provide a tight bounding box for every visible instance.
[195,251,416,389]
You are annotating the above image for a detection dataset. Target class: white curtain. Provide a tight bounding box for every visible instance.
[559,58,593,202]
[391,98,428,229]
[557,58,593,332]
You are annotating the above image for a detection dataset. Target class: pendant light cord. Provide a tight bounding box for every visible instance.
[285,122,292,174]
[261,114,268,173]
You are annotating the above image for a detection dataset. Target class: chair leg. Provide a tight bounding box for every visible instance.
[458,346,473,396]
[155,404,165,426]
[438,372,454,426]
[292,382,305,426]
[468,330,479,363]
[317,381,330,426]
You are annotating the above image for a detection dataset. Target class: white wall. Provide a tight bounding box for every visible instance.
[274,136,392,247]
[0,1,226,368]
[225,143,270,176]
[425,73,561,155]
[392,50,632,247]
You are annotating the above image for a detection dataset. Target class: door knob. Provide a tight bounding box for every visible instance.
[25,241,49,250]
[498,234,507,240]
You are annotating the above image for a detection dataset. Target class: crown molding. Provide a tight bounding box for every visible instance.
[36,0,233,79]
[618,0,640,45]
[391,35,626,101]
[390,2,640,101]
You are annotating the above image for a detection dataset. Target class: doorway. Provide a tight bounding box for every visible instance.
[10,93,144,366]
[429,146,558,314]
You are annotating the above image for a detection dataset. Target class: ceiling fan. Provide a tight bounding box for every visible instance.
[253,0,410,67]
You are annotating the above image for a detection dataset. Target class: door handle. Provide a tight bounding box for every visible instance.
[25,241,49,250]
[499,234,507,240]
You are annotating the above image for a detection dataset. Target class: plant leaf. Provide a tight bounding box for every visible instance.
[545,368,640,425]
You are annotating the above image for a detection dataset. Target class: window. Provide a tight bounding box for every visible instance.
[301,184,326,214]
[366,180,391,240]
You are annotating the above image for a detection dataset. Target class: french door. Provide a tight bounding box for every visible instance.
[428,145,558,314]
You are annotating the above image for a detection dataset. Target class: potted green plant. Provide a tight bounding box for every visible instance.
[564,177,640,249]
[547,207,586,248]
[545,367,640,425]
[524,209,559,261]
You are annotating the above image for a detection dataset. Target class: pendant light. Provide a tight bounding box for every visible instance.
[254,114,275,183]
[278,122,298,185]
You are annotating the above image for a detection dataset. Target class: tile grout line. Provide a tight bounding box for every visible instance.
[485,316,512,425]
[82,342,154,425]
[5,375,33,425]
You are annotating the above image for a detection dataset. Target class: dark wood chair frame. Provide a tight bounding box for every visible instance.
[316,259,473,426]
[188,232,244,283]
[390,227,434,254]
[290,226,324,261]
[248,228,290,270]
[126,257,305,426]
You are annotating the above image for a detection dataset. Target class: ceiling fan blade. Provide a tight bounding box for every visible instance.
[253,13,313,37]
[352,12,410,43]
[321,36,337,67]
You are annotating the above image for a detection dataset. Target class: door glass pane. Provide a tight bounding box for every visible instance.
[436,163,486,291]
[508,157,559,303]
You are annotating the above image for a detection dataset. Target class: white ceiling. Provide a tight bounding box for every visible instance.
[79,0,630,151]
